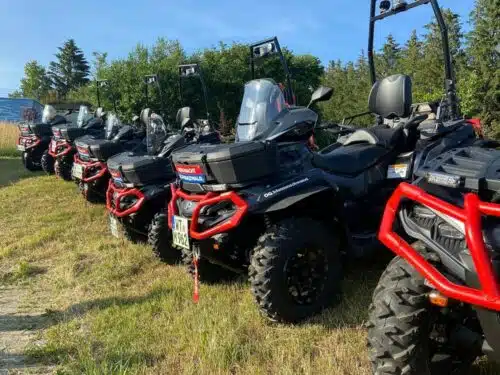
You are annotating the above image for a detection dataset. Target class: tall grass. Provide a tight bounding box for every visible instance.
[0,122,19,157]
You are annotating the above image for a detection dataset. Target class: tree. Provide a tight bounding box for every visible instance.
[48,39,90,97]
[10,60,51,100]
[465,0,500,133]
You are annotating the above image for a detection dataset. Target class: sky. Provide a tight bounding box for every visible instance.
[0,0,476,96]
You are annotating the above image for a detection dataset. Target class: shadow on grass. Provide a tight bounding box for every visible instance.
[0,157,43,187]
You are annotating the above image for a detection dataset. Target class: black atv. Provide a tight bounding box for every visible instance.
[16,105,68,171]
[368,144,500,375]
[72,112,146,202]
[105,108,221,257]
[47,106,106,180]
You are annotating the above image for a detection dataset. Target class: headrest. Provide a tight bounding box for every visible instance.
[140,108,152,125]
[95,107,105,119]
[176,107,196,127]
[368,74,412,119]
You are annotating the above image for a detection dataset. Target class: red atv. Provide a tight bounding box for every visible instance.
[368,144,500,374]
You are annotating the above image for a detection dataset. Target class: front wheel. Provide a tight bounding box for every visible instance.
[147,213,179,263]
[22,151,38,171]
[54,156,73,181]
[367,255,479,375]
[249,217,342,323]
[40,149,55,174]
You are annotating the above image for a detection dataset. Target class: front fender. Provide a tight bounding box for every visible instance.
[253,169,337,213]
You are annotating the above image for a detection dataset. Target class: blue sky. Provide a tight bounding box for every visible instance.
[0,0,475,95]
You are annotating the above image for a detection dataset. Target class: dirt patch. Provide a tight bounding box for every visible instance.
[0,286,53,374]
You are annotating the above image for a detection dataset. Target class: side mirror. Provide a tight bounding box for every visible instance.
[180,64,200,77]
[308,86,333,108]
[252,41,277,59]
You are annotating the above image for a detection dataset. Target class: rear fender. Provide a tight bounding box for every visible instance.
[258,185,333,213]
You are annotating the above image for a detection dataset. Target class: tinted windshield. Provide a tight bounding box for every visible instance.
[105,113,121,139]
[236,79,286,141]
[76,106,92,127]
[41,105,57,123]
[146,113,168,155]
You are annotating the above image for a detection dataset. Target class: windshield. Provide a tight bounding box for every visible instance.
[236,79,286,141]
[41,105,57,123]
[146,113,168,155]
[76,105,92,128]
[105,113,121,139]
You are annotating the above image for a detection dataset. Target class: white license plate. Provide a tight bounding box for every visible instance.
[387,163,409,179]
[172,215,190,250]
[72,163,84,180]
[16,144,25,151]
[109,215,121,238]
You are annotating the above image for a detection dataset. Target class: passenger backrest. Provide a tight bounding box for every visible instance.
[140,108,152,127]
[368,74,412,120]
[176,106,196,128]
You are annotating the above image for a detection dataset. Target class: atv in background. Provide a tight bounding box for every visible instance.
[106,107,220,251]
[368,145,500,374]
[46,106,105,180]
[16,105,68,171]
[168,0,482,323]
[72,112,146,202]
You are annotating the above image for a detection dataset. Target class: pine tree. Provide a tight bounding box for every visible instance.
[48,39,90,97]
[466,0,500,133]
[379,34,401,78]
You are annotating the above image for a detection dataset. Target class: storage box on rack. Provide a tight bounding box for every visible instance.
[171,141,278,185]
[75,137,123,161]
[107,152,174,186]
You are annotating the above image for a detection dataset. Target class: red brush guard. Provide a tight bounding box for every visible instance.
[168,184,249,240]
[17,135,41,150]
[73,154,108,183]
[379,182,500,311]
[106,180,145,218]
[48,139,72,158]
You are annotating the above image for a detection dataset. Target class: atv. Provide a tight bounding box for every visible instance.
[47,105,106,180]
[72,112,146,203]
[367,144,500,374]
[167,4,482,323]
[16,105,68,171]
[106,106,220,254]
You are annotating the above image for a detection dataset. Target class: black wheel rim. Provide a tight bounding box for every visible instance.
[284,246,328,306]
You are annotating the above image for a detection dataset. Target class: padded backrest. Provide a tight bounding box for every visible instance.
[176,106,196,127]
[368,74,412,119]
[140,108,152,126]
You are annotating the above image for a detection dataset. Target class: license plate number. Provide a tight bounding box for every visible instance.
[72,163,84,180]
[16,144,25,151]
[109,215,121,238]
[172,215,190,250]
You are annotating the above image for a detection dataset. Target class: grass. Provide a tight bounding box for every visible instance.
[0,152,499,374]
[0,122,20,157]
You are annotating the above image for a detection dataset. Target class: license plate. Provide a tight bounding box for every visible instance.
[72,163,84,180]
[172,215,190,250]
[109,215,121,238]
[16,144,25,151]
[387,163,409,179]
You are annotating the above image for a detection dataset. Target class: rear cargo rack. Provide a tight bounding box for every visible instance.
[379,182,500,311]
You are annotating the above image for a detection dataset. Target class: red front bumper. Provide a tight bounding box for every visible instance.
[17,135,41,150]
[378,182,500,311]
[167,184,249,240]
[106,181,146,218]
[48,139,72,158]
[73,154,108,183]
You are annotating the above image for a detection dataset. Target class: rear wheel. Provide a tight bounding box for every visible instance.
[22,151,38,171]
[249,217,342,323]
[367,255,479,375]
[147,213,179,263]
[40,149,54,174]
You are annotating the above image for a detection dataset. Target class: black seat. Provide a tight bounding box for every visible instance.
[313,143,389,175]
[313,74,413,175]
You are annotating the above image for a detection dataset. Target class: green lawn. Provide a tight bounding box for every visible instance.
[0,157,499,374]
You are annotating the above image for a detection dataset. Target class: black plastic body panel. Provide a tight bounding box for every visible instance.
[107,152,174,186]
